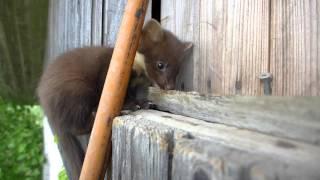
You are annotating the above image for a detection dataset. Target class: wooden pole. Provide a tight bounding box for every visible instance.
[79,0,149,179]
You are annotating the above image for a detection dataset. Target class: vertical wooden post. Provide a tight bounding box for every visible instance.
[79,0,149,179]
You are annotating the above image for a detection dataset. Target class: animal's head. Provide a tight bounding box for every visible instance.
[139,19,193,90]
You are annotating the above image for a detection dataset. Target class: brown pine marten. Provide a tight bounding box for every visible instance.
[37,19,192,180]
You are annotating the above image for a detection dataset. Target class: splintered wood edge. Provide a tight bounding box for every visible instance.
[147,87,320,145]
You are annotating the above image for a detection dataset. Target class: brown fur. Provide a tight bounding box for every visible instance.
[139,20,193,90]
[37,19,192,180]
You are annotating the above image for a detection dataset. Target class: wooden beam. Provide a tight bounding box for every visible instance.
[270,0,320,95]
[172,138,319,180]
[112,113,172,180]
[148,87,320,145]
[161,0,270,95]
[112,110,320,180]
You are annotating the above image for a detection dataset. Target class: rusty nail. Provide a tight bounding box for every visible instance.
[259,73,272,95]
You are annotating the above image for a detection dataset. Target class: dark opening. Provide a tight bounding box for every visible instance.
[151,0,161,22]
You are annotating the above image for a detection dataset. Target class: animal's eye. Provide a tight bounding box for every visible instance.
[157,62,165,70]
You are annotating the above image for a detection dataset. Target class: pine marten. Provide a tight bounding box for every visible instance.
[37,19,192,180]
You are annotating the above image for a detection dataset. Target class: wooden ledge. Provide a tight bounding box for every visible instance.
[112,110,320,180]
[148,87,320,145]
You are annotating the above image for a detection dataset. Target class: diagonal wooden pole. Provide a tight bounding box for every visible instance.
[79,0,149,179]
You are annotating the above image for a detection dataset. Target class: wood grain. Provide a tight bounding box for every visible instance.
[270,0,320,95]
[173,138,320,180]
[47,0,93,61]
[161,0,270,95]
[48,0,320,96]
[112,115,172,180]
[148,87,320,145]
[113,110,320,180]
[103,0,127,46]
[91,0,104,46]
[47,0,152,58]
[162,0,320,96]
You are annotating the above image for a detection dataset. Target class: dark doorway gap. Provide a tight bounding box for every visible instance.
[151,0,161,22]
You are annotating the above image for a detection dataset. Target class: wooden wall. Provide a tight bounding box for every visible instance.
[47,0,319,96]
[162,0,320,96]
[46,0,151,62]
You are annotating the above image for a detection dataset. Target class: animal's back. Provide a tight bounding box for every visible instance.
[37,47,114,180]
[38,47,113,134]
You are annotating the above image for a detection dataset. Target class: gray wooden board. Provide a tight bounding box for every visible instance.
[47,0,152,60]
[47,0,93,62]
[91,0,103,45]
[112,113,172,180]
[103,0,152,46]
[113,110,320,180]
[148,87,320,145]
[103,0,127,46]
[173,139,320,180]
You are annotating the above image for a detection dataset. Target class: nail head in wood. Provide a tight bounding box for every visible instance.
[259,73,273,95]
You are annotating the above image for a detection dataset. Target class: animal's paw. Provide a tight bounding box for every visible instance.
[139,101,157,109]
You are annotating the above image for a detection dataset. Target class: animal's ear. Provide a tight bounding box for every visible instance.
[183,42,193,53]
[180,42,193,61]
[142,19,164,43]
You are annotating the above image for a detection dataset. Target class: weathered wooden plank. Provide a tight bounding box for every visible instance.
[112,114,172,180]
[65,0,77,50]
[79,0,92,46]
[65,0,92,50]
[91,0,103,45]
[270,0,320,96]
[132,110,320,164]
[47,0,94,60]
[113,110,320,180]
[219,0,270,95]
[148,87,320,145]
[161,0,270,95]
[173,139,320,180]
[49,0,152,51]
[172,139,243,180]
[103,0,152,46]
[103,0,127,46]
